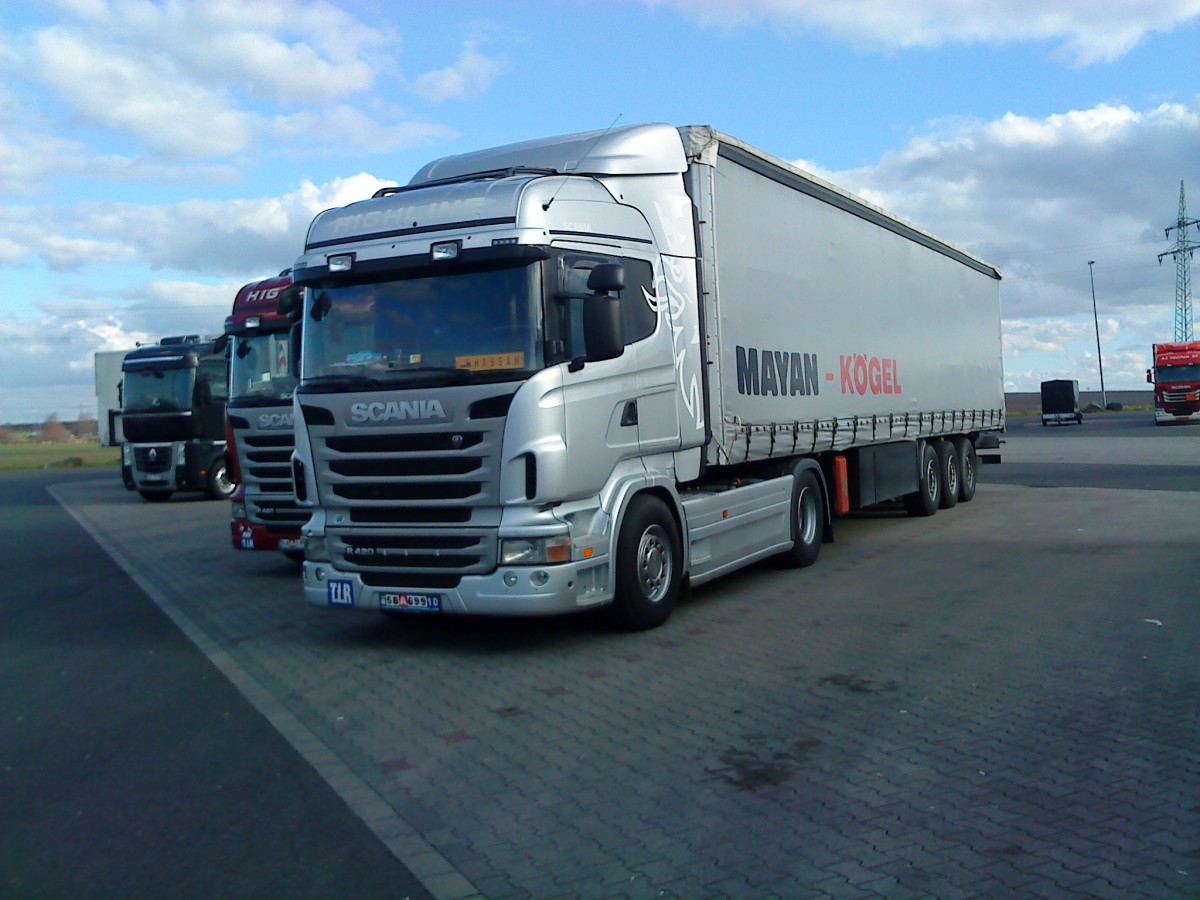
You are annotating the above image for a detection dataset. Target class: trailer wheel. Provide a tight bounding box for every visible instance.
[953,437,977,503]
[138,490,173,502]
[904,442,940,517]
[778,469,824,568]
[934,440,959,510]
[611,495,681,631]
[206,457,236,500]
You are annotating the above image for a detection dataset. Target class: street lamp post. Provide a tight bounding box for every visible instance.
[1088,260,1107,409]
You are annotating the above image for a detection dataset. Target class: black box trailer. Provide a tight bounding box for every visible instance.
[1040,379,1082,426]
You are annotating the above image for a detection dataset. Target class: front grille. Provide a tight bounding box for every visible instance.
[342,533,486,569]
[1162,389,1197,403]
[247,496,310,529]
[134,444,172,473]
[231,420,307,529]
[305,387,515,581]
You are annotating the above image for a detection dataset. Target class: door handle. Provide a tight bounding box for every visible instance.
[620,400,638,427]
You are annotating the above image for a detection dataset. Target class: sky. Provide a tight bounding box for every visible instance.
[2,0,1198,423]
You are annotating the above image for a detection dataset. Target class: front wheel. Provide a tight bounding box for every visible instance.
[904,442,941,517]
[206,457,236,500]
[611,495,682,631]
[777,468,824,568]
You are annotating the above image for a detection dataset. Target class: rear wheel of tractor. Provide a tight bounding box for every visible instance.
[206,456,236,500]
[138,489,173,502]
[953,437,977,503]
[904,442,941,517]
[611,495,682,631]
[934,440,959,510]
[777,468,824,568]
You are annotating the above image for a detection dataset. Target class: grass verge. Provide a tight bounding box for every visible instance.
[0,442,121,471]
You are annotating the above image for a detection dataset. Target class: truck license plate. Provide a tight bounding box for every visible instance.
[379,592,441,612]
[144,473,165,482]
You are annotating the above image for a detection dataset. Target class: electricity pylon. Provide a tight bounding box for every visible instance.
[1159,181,1200,342]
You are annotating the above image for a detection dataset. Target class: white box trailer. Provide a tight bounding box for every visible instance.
[94,350,131,446]
[289,123,1004,629]
[683,127,1004,466]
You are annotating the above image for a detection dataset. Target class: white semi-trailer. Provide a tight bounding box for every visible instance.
[287,123,1003,629]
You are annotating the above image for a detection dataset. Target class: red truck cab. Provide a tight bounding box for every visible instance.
[1147,341,1200,425]
[223,270,309,556]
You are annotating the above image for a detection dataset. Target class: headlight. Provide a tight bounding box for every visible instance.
[231,501,247,520]
[175,443,186,465]
[304,535,330,562]
[500,535,572,565]
[122,445,132,464]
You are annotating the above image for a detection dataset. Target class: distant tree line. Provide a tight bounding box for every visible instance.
[0,412,99,444]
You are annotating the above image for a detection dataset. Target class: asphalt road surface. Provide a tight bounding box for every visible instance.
[0,469,431,900]
[3,412,1198,898]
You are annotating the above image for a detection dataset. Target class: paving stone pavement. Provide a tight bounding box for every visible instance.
[54,479,1200,899]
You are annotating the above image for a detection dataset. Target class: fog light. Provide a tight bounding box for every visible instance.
[503,572,518,587]
[304,535,329,562]
[314,567,325,582]
[231,501,247,520]
[530,570,550,587]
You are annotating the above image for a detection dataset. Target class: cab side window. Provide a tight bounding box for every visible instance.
[200,359,229,403]
[557,254,657,359]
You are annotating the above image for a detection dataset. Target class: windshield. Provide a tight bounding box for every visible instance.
[123,367,194,413]
[302,263,542,388]
[1156,363,1200,383]
[231,330,297,403]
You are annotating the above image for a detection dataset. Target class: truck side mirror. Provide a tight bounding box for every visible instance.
[196,377,213,407]
[289,323,302,377]
[212,334,230,354]
[1146,369,1153,384]
[582,293,624,361]
[277,284,302,319]
[587,263,625,294]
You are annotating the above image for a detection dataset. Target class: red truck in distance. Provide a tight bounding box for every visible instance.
[1147,341,1200,425]
[223,270,309,557]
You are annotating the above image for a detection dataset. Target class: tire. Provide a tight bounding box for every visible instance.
[777,468,824,568]
[138,489,173,502]
[206,456,236,500]
[611,495,682,631]
[954,437,977,503]
[934,440,959,510]
[903,442,940,517]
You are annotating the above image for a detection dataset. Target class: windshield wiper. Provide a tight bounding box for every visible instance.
[302,373,387,392]
[388,365,484,381]
[227,393,293,408]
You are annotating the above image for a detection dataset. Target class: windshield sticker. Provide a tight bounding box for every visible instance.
[456,352,525,371]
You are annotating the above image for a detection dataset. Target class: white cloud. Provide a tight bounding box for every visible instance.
[30,26,253,159]
[651,0,1200,65]
[268,106,455,156]
[795,97,1200,390]
[411,39,503,103]
[3,0,452,174]
[1,171,393,278]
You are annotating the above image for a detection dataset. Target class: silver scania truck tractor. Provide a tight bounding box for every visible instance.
[285,124,1004,629]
